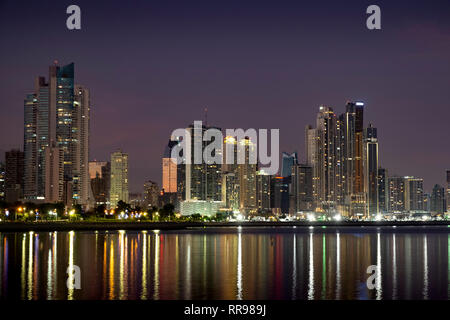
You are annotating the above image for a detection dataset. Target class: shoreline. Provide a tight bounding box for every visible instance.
[0,220,449,232]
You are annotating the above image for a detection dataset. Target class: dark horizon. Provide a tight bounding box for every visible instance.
[1,0,450,193]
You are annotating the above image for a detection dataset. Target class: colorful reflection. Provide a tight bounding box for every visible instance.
[0,227,449,300]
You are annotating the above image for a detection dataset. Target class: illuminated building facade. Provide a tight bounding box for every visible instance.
[109,151,128,209]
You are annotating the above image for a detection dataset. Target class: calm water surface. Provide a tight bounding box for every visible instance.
[0,226,449,300]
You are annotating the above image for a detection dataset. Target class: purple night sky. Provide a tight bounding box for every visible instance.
[0,0,449,193]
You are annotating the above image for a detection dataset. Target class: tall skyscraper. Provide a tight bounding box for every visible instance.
[256,170,271,214]
[44,146,64,203]
[23,62,90,206]
[237,137,257,213]
[306,106,338,210]
[5,149,24,203]
[446,170,450,213]
[109,151,129,208]
[89,161,110,206]
[185,123,222,201]
[162,139,178,193]
[404,177,424,212]
[378,168,388,213]
[363,124,379,217]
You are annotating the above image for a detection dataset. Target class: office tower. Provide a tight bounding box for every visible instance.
[72,85,90,205]
[378,168,388,213]
[363,124,379,217]
[185,123,222,201]
[237,137,257,213]
[309,106,338,209]
[290,164,313,213]
[447,170,450,212]
[431,184,446,214]
[222,171,240,212]
[340,101,365,216]
[109,151,129,208]
[143,180,159,209]
[404,177,424,212]
[89,161,110,205]
[23,62,90,205]
[281,152,298,178]
[256,170,271,214]
[44,146,64,202]
[305,125,319,208]
[388,176,405,212]
[5,149,24,203]
[162,139,178,193]
[0,162,5,201]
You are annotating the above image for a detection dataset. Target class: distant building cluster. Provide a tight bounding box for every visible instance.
[162,103,449,218]
[0,63,448,218]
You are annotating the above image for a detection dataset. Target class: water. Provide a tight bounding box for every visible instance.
[0,226,449,300]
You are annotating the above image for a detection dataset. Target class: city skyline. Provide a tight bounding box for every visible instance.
[1,1,450,193]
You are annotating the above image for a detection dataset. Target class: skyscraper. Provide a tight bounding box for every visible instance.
[237,137,257,214]
[23,62,90,206]
[5,149,24,203]
[363,124,379,217]
[404,177,424,212]
[256,170,271,214]
[162,139,178,193]
[378,168,388,213]
[388,176,405,212]
[306,106,338,210]
[185,123,222,201]
[446,170,450,213]
[109,151,129,208]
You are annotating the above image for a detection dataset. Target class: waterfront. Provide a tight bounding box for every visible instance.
[0,226,449,300]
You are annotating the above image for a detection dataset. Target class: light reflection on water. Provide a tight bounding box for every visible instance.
[0,226,449,300]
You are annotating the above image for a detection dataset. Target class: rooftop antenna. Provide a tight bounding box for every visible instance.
[204,107,208,127]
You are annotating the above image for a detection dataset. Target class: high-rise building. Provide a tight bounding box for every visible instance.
[89,161,110,206]
[446,170,450,213]
[378,168,388,213]
[109,151,128,208]
[306,106,339,210]
[162,139,178,193]
[256,170,271,214]
[290,164,313,213]
[23,62,90,206]
[185,123,222,201]
[281,152,298,178]
[388,176,405,212]
[44,145,64,203]
[143,180,159,209]
[363,124,379,217]
[237,138,257,214]
[72,85,90,205]
[222,171,240,212]
[5,149,24,203]
[431,184,446,214]
[404,177,424,212]
[0,162,5,201]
